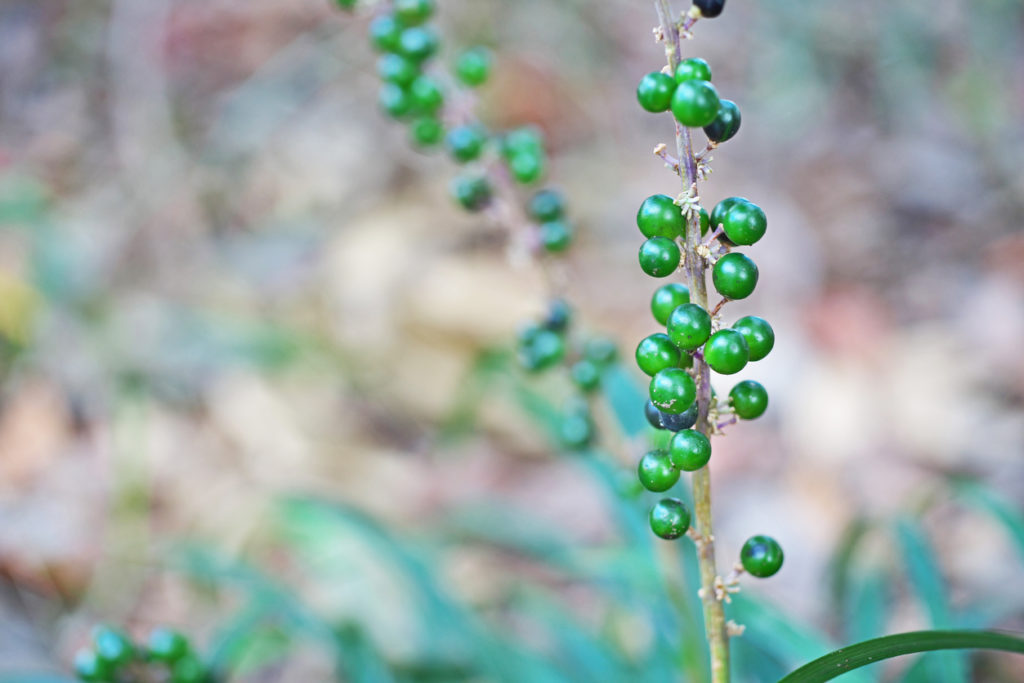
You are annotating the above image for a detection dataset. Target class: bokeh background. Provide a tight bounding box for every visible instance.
[1,0,1023,680]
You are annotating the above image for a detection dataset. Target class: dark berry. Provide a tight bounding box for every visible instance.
[650,498,691,539]
[668,429,711,471]
[543,298,572,331]
[693,0,726,19]
[704,99,741,143]
[649,368,696,414]
[650,283,690,325]
[639,237,681,278]
[674,57,712,83]
[671,80,721,128]
[529,189,565,222]
[637,449,679,492]
[661,401,698,431]
[636,333,682,376]
[729,380,768,419]
[732,315,774,361]
[666,303,712,350]
[644,399,665,429]
[539,220,572,252]
[712,253,758,300]
[450,174,492,212]
[721,200,766,246]
[455,47,493,87]
[636,71,677,113]
[741,535,784,578]
[637,194,685,239]
[704,329,749,375]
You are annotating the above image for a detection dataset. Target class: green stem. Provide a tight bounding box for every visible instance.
[653,2,729,682]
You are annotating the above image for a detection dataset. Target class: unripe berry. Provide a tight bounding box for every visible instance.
[704,329,749,375]
[712,252,758,300]
[649,367,696,414]
[671,80,721,128]
[637,71,677,113]
[732,315,774,361]
[650,498,691,539]
[666,303,712,350]
[650,283,690,325]
[674,57,712,83]
[729,380,768,419]
[704,99,741,143]
[639,237,681,278]
[638,449,679,492]
[741,535,784,578]
[637,194,686,239]
[668,429,712,471]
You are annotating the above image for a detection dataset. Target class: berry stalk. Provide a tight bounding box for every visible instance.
[653,1,730,681]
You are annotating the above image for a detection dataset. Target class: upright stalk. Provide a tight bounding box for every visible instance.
[654,2,730,681]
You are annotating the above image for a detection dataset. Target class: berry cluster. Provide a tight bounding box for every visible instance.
[73,625,207,682]
[634,0,781,580]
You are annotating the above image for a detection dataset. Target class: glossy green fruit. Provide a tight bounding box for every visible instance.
[721,200,766,245]
[450,174,492,212]
[730,380,768,419]
[410,117,443,147]
[649,498,691,539]
[637,71,677,113]
[704,329,749,375]
[559,411,595,450]
[509,151,545,184]
[584,337,618,366]
[741,535,784,578]
[529,189,565,222]
[378,83,413,118]
[636,333,682,377]
[543,298,572,331]
[709,196,748,232]
[732,315,774,361]
[650,283,690,325]
[712,252,758,299]
[540,220,572,252]
[393,0,434,26]
[171,654,206,683]
[637,449,679,492]
[669,429,712,471]
[455,47,493,87]
[73,649,113,682]
[666,303,712,350]
[146,628,190,664]
[501,127,544,159]
[517,328,564,371]
[570,359,601,393]
[93,625,134,667]
[637,194,685,239]
[649,367,696,414]
[671,79,721,128]
[445,124,486,163]
[639,237,681,278]
[409,75,444,111]
[369,15,402,52]
[674,57,712,83]
[704,99,741,143]
[699,206,710,235]
[694,0,726,19]
[396,26,439,61]
[377,53,419,86]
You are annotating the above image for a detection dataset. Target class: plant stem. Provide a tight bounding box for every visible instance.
[653,2,730,681]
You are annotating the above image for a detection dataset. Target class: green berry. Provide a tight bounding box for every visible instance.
[709,196,748,232]
[704,329,749,375]
[636,333,682,377]
[636,71,677,113]
[639,237,680,278]
[409,116,443,147]
[649,498,691,539]
[694,0,727,19]
[732,316,774,361]
[670,79,721,128]
[146,628,190,664]
[74,648,113,682]
[445,124,486,163]
[584,337,618,366]
[171,653,206,683]
[570,359,601,393]
[668,429,711,471]
[517,328,564,372]
[649,367,696,414]
[704,99,741,143]
[721,200,766,245]
[539,220,572,252]
[699,206,710,235]
[666,303,712,350]
[409,75,444,111]
[501,127,544,159]
[741,535,784,578]
[730,380,768,419]
[334,0,358,10]
[559,410,595,450]
[637,449,679,492]
[450,174,492,212]
[377,52,419,86]
[529,189,565,222]
[543,298,572,331]
[455,47,493,87]
[509,151,545,184]
[396,26,439,62]
[378,83,413,118]
[393,0,434,26]
[92,625,133,667]
[674,57,712,83]
[637,194,685,239]
[650,283,690,325]
[369,15,402,52]
[712,252,758,299]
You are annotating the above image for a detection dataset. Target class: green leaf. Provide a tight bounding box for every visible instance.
[826,517,872,639]
[602,364,648,438]
[777,629,1024,683]
[953,480,1024,563]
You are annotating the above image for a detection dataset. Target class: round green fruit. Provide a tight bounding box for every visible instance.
[570,359,601,393]
[377,52,419,86]
[171,654,206,683]
[710,196,749,233]
[674,57,712,83]
[704,99,741,143]
[636,333,682,377]
[539,220,572,252]
[93,625,134,667]
[671,79,721,128]
[649,367,696,414]
[517,328,564,371]
[668,429,712,471]
[741,535,784,578]
[729,380,768,419]
[732,315,774,361]
[396,26,439,62]
[637,71,677,113]
[721,200,766,246]
[509,151,545,184]
[393,0,434,26]
[639,237,681,278]
[73,649,113,682]
[712,252,758,300]
[559,411,595,450]
[529,189,565,222]
[409,117,444,147]
[704,329,749,375]
[666,303,712,350]
[455,47,493,87]
[147,628,190,664]
[409,75,443,111]
[650,283,690,325]
[637,449,679,492]
[445,124,486,163]
[649,498,691,539]
[637,194,685,239]
[450,175,492,212]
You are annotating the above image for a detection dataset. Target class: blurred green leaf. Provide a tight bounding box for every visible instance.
[846,570,889,646]
[953,481,1024,563]
[602,364,648,439]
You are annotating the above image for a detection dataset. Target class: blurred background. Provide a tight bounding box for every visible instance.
[1,0,1023,680]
